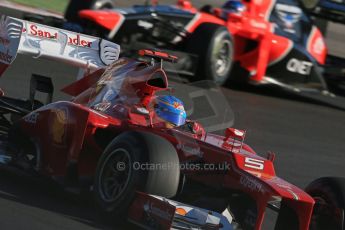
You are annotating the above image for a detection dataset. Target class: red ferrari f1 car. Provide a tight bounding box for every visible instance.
[1,15,345,230]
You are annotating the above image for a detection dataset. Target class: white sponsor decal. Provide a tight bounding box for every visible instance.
[136,107,149,115]
[234,129,244,137]
[286,58,313,75]
[240,175,264,193]
[244,157,265,170]
[138,20,154,29]
[24,23,93,48]
[16,19,120,69]
[99,39,120,65]
[93,102,111,112]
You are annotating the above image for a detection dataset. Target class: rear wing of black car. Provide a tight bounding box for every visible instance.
[0,15,120,78]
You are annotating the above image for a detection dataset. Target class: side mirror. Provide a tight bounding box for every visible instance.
[187,121,205,138]
[224,128,246,152]
[225,128,246,141]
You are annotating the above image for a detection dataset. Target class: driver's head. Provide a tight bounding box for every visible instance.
[223,0,246,14]
[153,95,186,128]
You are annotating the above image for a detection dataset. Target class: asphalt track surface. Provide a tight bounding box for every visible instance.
[0,1,345,229]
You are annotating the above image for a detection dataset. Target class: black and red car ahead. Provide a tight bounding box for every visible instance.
[24,0,345,108]
[66,0,327,86]
[1,15,345,230]
[301,0,345,24]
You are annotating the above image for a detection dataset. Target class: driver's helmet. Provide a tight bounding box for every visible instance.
[222,0,246,14]
[153,95,187,128]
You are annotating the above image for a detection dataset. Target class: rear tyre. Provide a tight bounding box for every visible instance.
[305,177,345,230]
[64,0,94,22]
[301,0,319,10]
[91,0,115,10]
[93,131,180,218]
[186,23,234,86]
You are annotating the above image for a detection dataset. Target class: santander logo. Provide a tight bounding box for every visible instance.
[24,23,93,48]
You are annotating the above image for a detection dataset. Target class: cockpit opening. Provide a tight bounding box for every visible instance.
[147,70,167,89]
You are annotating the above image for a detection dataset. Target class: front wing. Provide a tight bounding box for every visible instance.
[128,192,233,230]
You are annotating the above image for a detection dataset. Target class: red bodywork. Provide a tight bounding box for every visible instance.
[175,0,327,82]
[16,56,314,229]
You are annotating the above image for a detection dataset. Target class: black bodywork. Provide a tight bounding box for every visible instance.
[310,0,345,24]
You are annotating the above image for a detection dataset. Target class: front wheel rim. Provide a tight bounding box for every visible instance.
[212,38,232,80]
[98,148,132,202]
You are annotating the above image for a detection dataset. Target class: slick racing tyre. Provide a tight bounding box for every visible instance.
[91,0,115,10]
[301,0,319,10]
[94,131,180,217]
[305,177,345,230]
[186,23,234,86]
